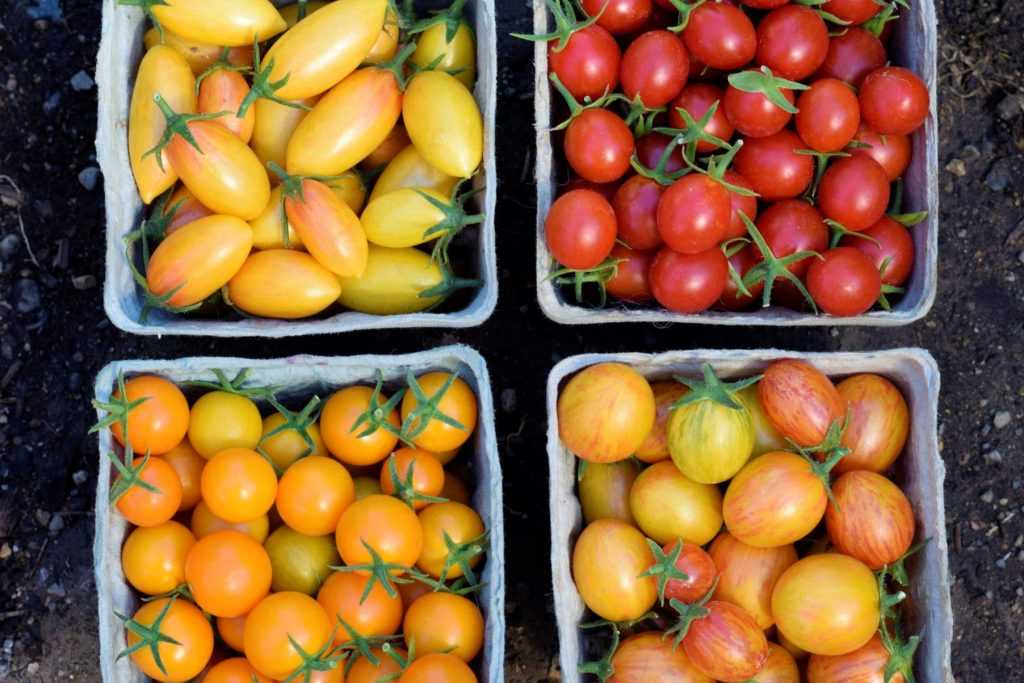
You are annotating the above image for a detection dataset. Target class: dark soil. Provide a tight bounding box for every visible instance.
[0,0,1021,680]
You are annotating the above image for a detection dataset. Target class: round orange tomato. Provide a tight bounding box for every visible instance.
[122,521,196,596]
[558,363,656,463]
[317,571,404,645]
[825,470,914,570]
[243,592,333,681]
[109,375,190,456]
[201,657,272,683]
[634,381,688,463]
[752,643,800,683]
[401,372,478,452]
[629,461,723,546]
[188,391,263,458]
[216,614,247,653]
[835,374,909,475]
[403,592,484,662]
[277,456,355,535]
[417,501,486,579]
[126,598,213,682]
[264,527,340,595]
[346,647,405,683]
[185,530,272,618]
[260,411,328,471]
[441,471,471,504]
[335,494,423,571]
[398,653,477,683]
[759,360,845,447]
[161,439,205,510]
[778,630,809,661]
[578,459,639,524]
[736,383,788,458]
[572,519,657,622]
[771,554,880,656]
[380,448,445,509]
[708,531,797,630]
[116,456,183,527]
[397,579,433,608]
[201,448,278,523]
[320,386,400,466]
[806,634,901,683]
[353,476,383,500]
[683,601,768,682]
[190,500,269,543]
[610,631,713,683]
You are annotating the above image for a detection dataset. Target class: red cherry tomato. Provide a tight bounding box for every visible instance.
[821,0,880,24]
[657,175,730,254]
[795,78,860,153]
[670,83,734,154]
[851,125,912,181]
[755,5,829,81]
[662,540,718,603]
[740,0,788,7]
[858,66,930,136]
[545,189,618,269]
[723,85,794,139]
[635,133,685,174]
[683,601,769,682]
[561,177,621,201]
[817,154,890,231]
[721,170,757,241]
[840,215,914,286]
[606,244,655,302]
[649,247,728,313]
[613,175,664,250]
[760,359,845,447]
[733,131,814,200]
[755,200,828,278]
[815,27,887,87]
[549,25,621,102]
[682,2,756,71]
[806,247,881,316]
[564,108,635,183]
[719,244,763,311]
[620,30,689,107]
[582,0,652,34]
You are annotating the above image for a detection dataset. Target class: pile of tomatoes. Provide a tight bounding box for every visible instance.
[94,367,488,682]
[122,0,485,322]
[557,359,922,681]
[529,0,929,317]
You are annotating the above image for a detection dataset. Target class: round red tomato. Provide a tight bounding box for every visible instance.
[759,358,844,447]
[817,155,890,230]
[561,177,620,201]
[723,85,794,139]
[859,66,930,135]
[733,131,813,200]
[611,632,712,683]
[721,170,757,241]
[549,25,621,102]
[565,108,634,183]
[670,83,734,154]
[821,0,879,23]
[840,215,914,286]
[582,0,652,34]
[620,30,689,107]
[719,244,763,311]
[815,27,886,87]
[851,125,912,181]
[606,244,655,302]
[683,601,769,682]
[545,189,617,269]
[661,540,717,604]
[682,2,756,71]
[826,470,915,569]
[740,0,787,7]
[795,78,860,152]
[807,247,882,316]
[613,175,664,250]
[657,175,730,254]
[755,5,828,81]
[635,132,686,174]
[649,247,728,313]
[754,200,828,278]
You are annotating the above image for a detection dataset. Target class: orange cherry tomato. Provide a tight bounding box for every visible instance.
[126,598,214,682]
[190,500,270,543]
[277,456,355,535]
[165,184,215,234]
[578,459,639,525]
[806,634,900,683]
[398,653,478,683]
[185,530,272,618]
[283,178,368,277]
[320,386,400,467]
[354,476,383,500]
[201,448,278,523]
[417,502,486,579]
[751,643,800,683]
[397,580,433,608]
[161,439,205,511]
[243,592,333,680]
[403,592,484,662]
[835,374,909,475]
[116,456,183,527]
[610,631,713,683]
[259,410,328,471]
[316,571,404,646]
[380,448,445,509]
[335,495,423,572]
[227,250,342,319]
[109,375,190,456]
[634,381,688,463]
[251,96,316,174]
[401,373,478,453]
[216,615,247,653]
[440,471,471,505]
[360,123,410,171]
[122,521,196,596]
[188,390,263,458]
[824,470,914,570]
[629,460,723,546]
[201,657,272,683]
[346,647,405,683]
[198,69,256,143]
[708,531,797,630]
[572,519,658,622]
[759,360,845,448]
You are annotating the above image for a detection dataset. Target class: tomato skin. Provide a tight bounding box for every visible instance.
[557,363,656,463]
[403,71,483,178]
[815,28,886,88]
[735,384,787,457]
[398,653,478,683]
[572,519,658,621]
[806,635,903,683]
[370,145,459,202]
[752,643,800,683]
[142,28,252,76]
[546,189,618,270]
[109,375,190,456]
[411,20,477,88]
[335,245,449,314]
[191,500,269,543]
[361,123,410,171]
[400,372,478,452]
[610,631,713,683]
[228,250,341,319]
[403,592,484,661]
[818,155,890,231]
[821,0,880,23]
[582,0,652,34]
[264,527,340,595]
[579,459,641,524]
[201,448,278,523]
[606,244,655,302]
[621,30,689,107]
[826,471,914,569]
[278,456,355,535]
[152,0,285,46]
[185,530,272,618]
[201,657,273,683]
[564,108,635,183]
[667,383,755,484]
[317,571,403,645]
[662,541,718,604]
[807,247,881,316]
[759,359,844,447]
[122,521,196,596]
[634,133,685,174]
[771,554,880,656]
[548,25,622,102]
[198,69,255,143]
[649,247,728,313]
[683,3,755,72]
[417,501,486,578]
[126,598,214,682]
[251,96,316,174]
[723,86,794,139]
[630,460,723,546]
[285,179,369,278]
[708,531,796,629]
[116,457,183,527]
[147,215,252,307]
[165,185,214,235]
[795,79,860,153]
[635,381,687,463]
[834,374,909,474]
[683,601,769,682]
[360,187,450,248]
[380,448,445,509]
[188,391,262,458]
[259,410,327,471]
[320,386,400,466]
[657,175,730,254]
[720,170,757,241]
[161,439,204,510]
[733,131,814,200]
[216,615,247,653]
[755,5,829,81]
[740,0,788,8]
[347,647,406,683]
[859,66,930,135]
[670,84,734,154]
[335,495,423,570]
[851,125,912,181]
[244,592,333,680]
[754,200,827,278]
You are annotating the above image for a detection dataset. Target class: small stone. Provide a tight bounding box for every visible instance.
[34,509,51,527]
[0,234,19,259]
[984,450,1004,465]
[0,543,10,560]
[43,91,61,114]
[13,279,41,313]
[500,388,516,413]
[45,582,65,599]
[26,662,39,675]
[78,167,100,191]
[960,144,981,162]
[72,470,88,486]
[997,93,1024,120]
[981,490,995,503]
[71,274,96,290]
[48,514,64,533]
[945,159,967,177]
[995,411,1012,429]
[985,159,1012,192]
[70,70,94,91]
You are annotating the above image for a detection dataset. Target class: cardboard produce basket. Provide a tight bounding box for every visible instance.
[93,345,505,682]
[96,0,498,337]
[532,1,938,326]
[546,349,952,682]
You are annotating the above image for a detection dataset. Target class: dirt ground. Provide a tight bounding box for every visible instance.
[0,0,1021,680]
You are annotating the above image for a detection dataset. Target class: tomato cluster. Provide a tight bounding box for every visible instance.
[529,0,929,317]
[95,368,487,683]
[123,0,485,322]
[557,359,921,681]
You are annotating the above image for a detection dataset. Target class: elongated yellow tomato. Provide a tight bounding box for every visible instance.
[360,123,410,171]
[403,71,483,178]
[228,250,340,319]
[130,46,195,204]
[285,179,368,277]
[250,177,367,251]
[198,69,256,143]
[360,188,449,248]
[143,28,253,76]
[152,0,286,47]
[411,21,477,89]
[364,8,400,64]
[147,215,253,307]
[251,96,316,174]
[279,0,329,27]
[263,0,388,100]
[167,119,270,220]
[286,66,403,176]
[370,145,459,202]
[337,245,449,314]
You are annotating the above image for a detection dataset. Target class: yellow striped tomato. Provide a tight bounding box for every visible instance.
[369,145,459,202]
[198,69,256,143]
[572,519,657,622]
[151,0,286,47]
[708,531,797,630]
[284,178,368,277]
[228,250,341,319]
[336,245,454,314]
[403,71,483,178]
[143,28,252,76]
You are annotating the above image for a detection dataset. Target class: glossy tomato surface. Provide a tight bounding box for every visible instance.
[683,601,769,682]
[634,380,688,463]
[817,155,891,231]
[610,631,714,683]
[859,66,930,135]
[733,131,814,200]
[795,78,860,152]
[630,460,723,546]
[606,244,655,302]
[835,373,910,474]
[825,470,915,569]
[614,175,665,250]
[582,0,652,34]
[546,189,618,269]
[565,108,635,183]
[806,635,903,683]
[549,24,622,101]
[620,30,689,107]
[650,247,729,313]
[815,27,887,87]
[571,519,658,621]
[807,247,882,317]
[755,5,829,80]
[657,175,731,254]
[851,125,912,181]
[723,85,794,139]
[683,2,756,71]
[754,200,828,278]
[759,359,844,447]
[670,83,735,154]
[709,530,797,629]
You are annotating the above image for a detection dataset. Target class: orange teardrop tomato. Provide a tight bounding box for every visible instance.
[151,0,287,47]
[335,495,423,571]
[130,46,195,203]
[759,360,845,448]
[572,519,658,622]
[369,144,459,202]
[250,177,367,251]
[736,383,788,458]
[191,500,269,543]
[403,71,483,179]
[824,470,914,569]
[201,447,278,523]
[122,521,196,596]
[751,643,800,683]
[440,471,471,505]
[146,214,253,307]
[399,653,478,683]
[835,374,909,475]
[188,390,263,458]
[165,184,214,234]
[262,0,388,100]
[400,372,478,453]
[277,456,355,535]
[126,598,214,682]
[161,439,205,510]
[185,530,273,618]
[216,615,247,653]
[286,66,403,177]
[557,363,655,463]
[251,96,316,174]
[316,571,404,645]
[354,476,383,500]
[364,8,400,64]
[319,385,401,466]
[244,592,333,680]
[771,554,880,656]
[609,631,713,683]
[578,459,639,524]
[403,592,484,662]
[228,250,341,319]
[198,69,256,143]
[683,601,769,682]
[380,448,445,509]
[410,20,477,89]
[806,634,901,683]
[346,647,405,683]
[417,501,486,579]
[116,457,183,527]
[259,410,328,471]
[202,657,272,683]
[629,460,723,546]
[708,531,797,630]
[109,374,190,456]
[284,179,368,277]
[723,451,828,548]
[634,381,687,463]
[360,123,410,171]
[143,28,252,76]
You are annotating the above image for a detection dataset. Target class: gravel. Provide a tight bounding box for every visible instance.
[995,411,1012,429]
[13,279,40,313]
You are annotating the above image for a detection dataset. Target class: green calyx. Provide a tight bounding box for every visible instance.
[548,72,621,131]
[418,181,485,266]
[874,541,927,683]
[796,149,850,200]
[789,416,850,508]
[350,370,407,442]
[143,94,229,173]
[407,0,469,43]
[794,0,852,26]
[257,395,322,473]
[331,541,416,602]
[624,96,667,137]
[630,134,688,187]
[280,628,346,683]
[117,0,170,41]
[671,362,761,411]
[334,614,401,674]
[736,210,820,312]
[399,370,467,444]
[384,453,450,508]
[511,0,600,51]
[108,447,162,505]
[548,257,624,308]
[236,37,312,119]
[418,263,483,305]
[115,596,181,678]
[638,538,691,606]
[184,368,278,400]
[266,161,359,248]
[727,66,809,115]
[194,47,253,96]
[876,257,905,311]
[408,569,486,596]
[577,622,620,682]
[661,98,729,158]
[375,41,419,91]
[90,370,147,437]
[863,0,908,37]
[665,579,718,649]
[826,218,881,249]
[665,0,706,32]
[435,530,488,585]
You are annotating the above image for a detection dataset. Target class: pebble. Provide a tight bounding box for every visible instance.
[985,159,1011,192]
[71,274,96,290]
[34,509,50,527]
[68,372,81,391]
[501,388,516,412]
[0,235,20,260]
[1019,251,1024,265]
[960,144,981,162]
[43,91,61,114]
[48,514,64,533]
[997,93,1024,120]
[72,470,88,486]
[0,543,10,560]
[945,159,967,177]
[46,583,65,599]
[26,662,39,675]
[981,489,995,503]
[984,450,1004,465]
[995,411,1012,429]
[13,279,41,314]
[78,166,100,191]
[69,70,94,91]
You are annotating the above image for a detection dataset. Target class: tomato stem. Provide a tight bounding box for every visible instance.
[236,37,313,119]
[436,530,489,585]
[333,615,400,671]
[796,149,849,200]
[657,98,730,159]
[665,578,718,649]
[548,257,624,308]
[349,370,408,442]
[727,66,809,115]
[624,96,667,137]
[407,0,469,43]
[115,596,181,678]
[419,264,483,305]
[665,0,706,32]
[143,94,231,172]
[417,180,486,266]
[279,627,346,683]
[117,0,170,42]
[638,539,692,606]
[577,623,620,682]
[671,363,760,411]
[331,541,417,602]
[510,0,602,52]
[377,41,419,91]
[399,370,467,445]
[257,395,322,468]
[194,47,253,96]
[385,453,451,508]
[548,72,621,130]
[90,370,148,438]
[737,211,820,312]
